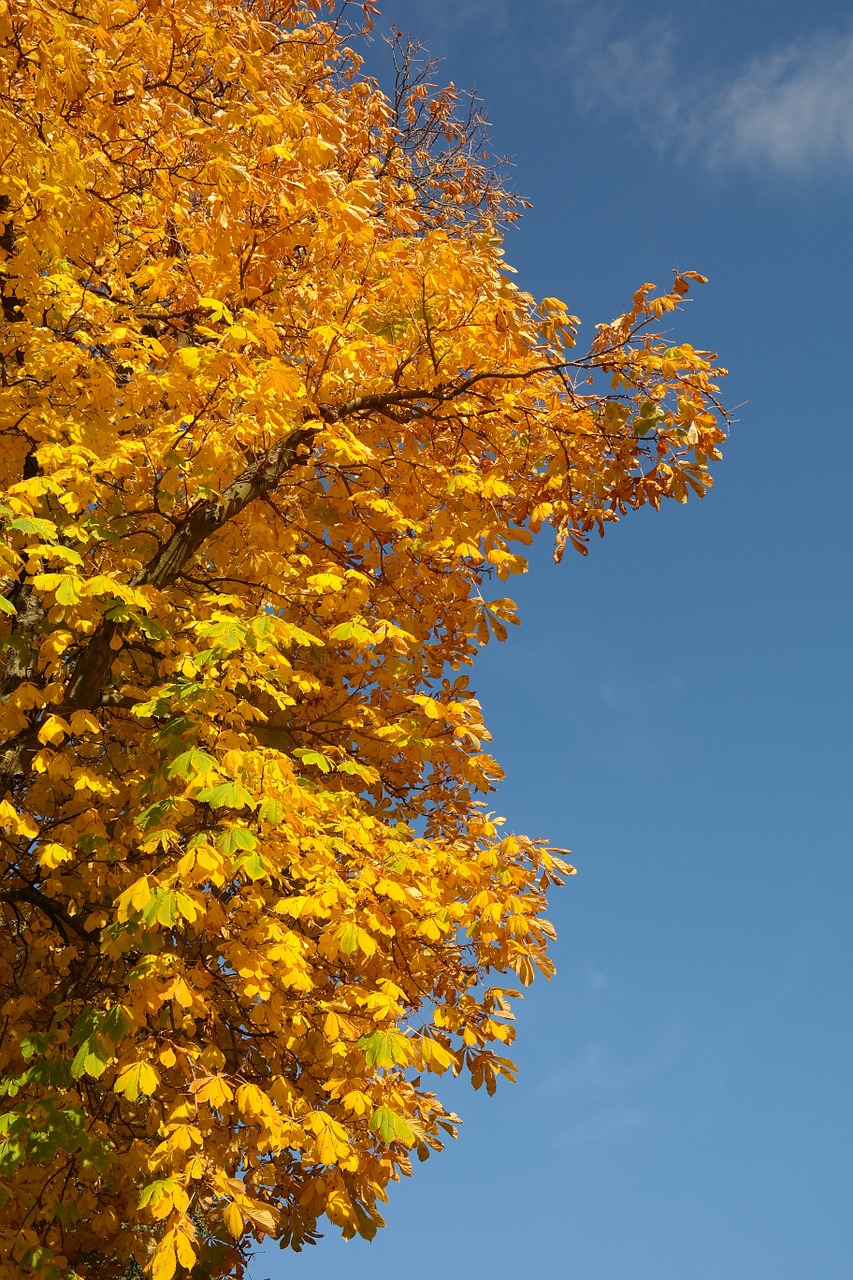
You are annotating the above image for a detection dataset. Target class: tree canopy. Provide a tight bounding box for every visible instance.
[0,1,726,1276]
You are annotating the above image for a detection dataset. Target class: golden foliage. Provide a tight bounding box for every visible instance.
[0,0,726,1275]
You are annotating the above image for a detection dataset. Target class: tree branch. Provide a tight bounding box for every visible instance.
[2,368,552,782]
[63,424,317,710]
[0,886,93,944]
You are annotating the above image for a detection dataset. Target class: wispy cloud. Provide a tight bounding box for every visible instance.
[702,33,853,172]
[598,669,684,713]
[543,1036,682,1102]
[557,1104,646,1147]
[562,13,853,176]
[542,1034,683,1148]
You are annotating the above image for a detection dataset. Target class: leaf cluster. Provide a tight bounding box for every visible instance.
[0,0,725,1276]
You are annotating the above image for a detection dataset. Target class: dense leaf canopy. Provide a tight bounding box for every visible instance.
[0,0,725,1276]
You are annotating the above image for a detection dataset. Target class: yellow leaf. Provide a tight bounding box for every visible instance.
[151,1239,176,1280]
[306,1111,350,1164]
[223,1201,244,1238]
[167,1123,201,1151]
[235,1081,267,1117]
[193,1075,234,1108]
[177,347,201,370]
[37,715,70,746]
[38,842,73,870]
[243,1200,277,1234]
[175,1228,197,1269]
[69,709,101,735]
[419,1036,458,1074]
[8,810,39,839]
[114,1061,160,1102]
[128,877,151,913]
[170,977,194,1008]
[71,768,116,796]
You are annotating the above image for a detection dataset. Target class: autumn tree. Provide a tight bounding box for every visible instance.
[0,1,726,1276]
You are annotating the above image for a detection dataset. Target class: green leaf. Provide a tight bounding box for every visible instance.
[7,516,58,539]
[168,748,218,780]
[328,619,374,646]
[55,576,81,606]
[370,1105,415,1146]
[138,615,170,640]
[156,715,193,742]
[0,595,15,616]
[234,851,268,880]
[69,1009,101,1046]
[104,604,132,622]
[20,1246,56,1271]
[218,826,258,856]
[20,1033,50,1061]
[50,1201,80,1226]
[136,799,176,831]
[0,1075,21,1098]
[195,780,254,810]
[102,1004,132,1043]
[337,922,377,959]
[142,888,177,928]
[19,1060,73,1089]
[359,1030,411,1069]
[256,616,324,648]
[295,749,332,774]
[196,617,248,651]
[337,922,359,957]
[71,1036,111,1080]
[335,758,378,781]
[139,1177,177,1210]
[258,798,285,825]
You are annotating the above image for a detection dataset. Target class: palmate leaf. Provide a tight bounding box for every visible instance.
[359,1030,412,1069]
[6,516,59,540]
[370,1106,415,1147]
[141,888,178,928]
[217,826,258,856]
[114,1062,159,1102]
[70,1037,111,1080]
[233,851,268,880]
[194,780,254,810]
[167,747,218,780]
[257,798,286,825]
[295,748,332,774]
[337,922,378,958]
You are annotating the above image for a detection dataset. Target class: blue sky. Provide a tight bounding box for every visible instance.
[261,2,852,1276]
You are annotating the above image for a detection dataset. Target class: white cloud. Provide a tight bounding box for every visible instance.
[541,1030,687,1152]
[543,1036,682,1103]
[598,669,684,712]
[556,1103,646,1146]
[561,13,853,176]
[704,34,853,172]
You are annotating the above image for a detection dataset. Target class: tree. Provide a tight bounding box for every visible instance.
[0,1,726,1276]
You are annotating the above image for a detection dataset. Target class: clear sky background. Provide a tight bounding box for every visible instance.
[262,2,852,1276]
